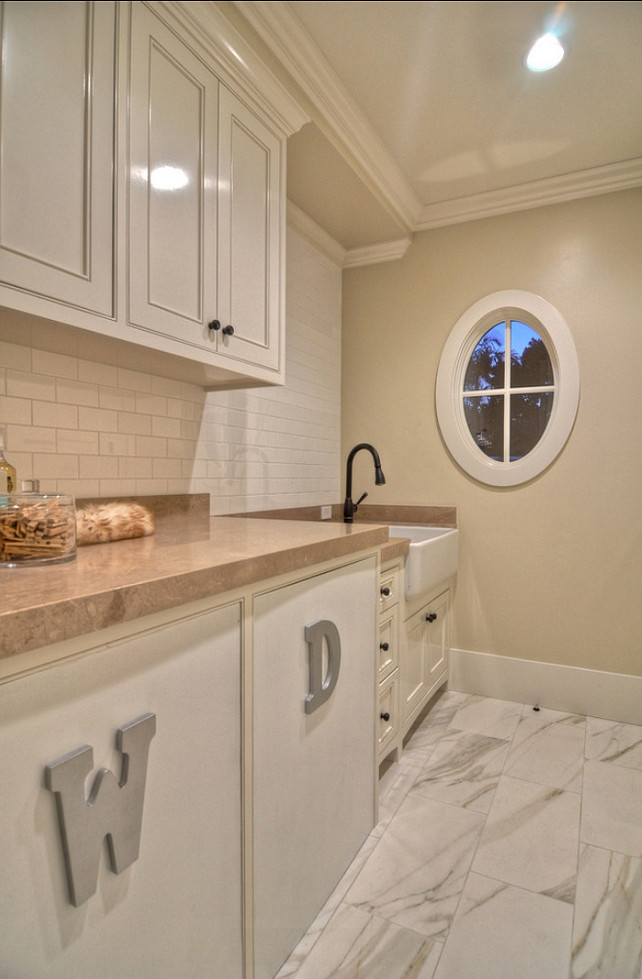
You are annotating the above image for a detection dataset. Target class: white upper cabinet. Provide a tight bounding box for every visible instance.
[216,85,282,373]
[128,3,219,351]
[0,0,115,315]
[0,1,306,388]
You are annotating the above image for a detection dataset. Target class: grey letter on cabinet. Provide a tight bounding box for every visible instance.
[44,713,156,907]
[304,620,341,714]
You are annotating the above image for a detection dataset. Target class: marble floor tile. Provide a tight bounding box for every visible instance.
[433,872,573,979]
[504,707,585,791]
[585,717,642,771]
[581,760,642,857]
[345,793,485,940]
[411,730,510,814]
[471,774,580,901]
[291,904,443,979]
[275,834,381,976]
[400,690,468,769]
[571,844,642,979]
[448,694,523,741]
[376,759,422,837]
[285,696,642,978]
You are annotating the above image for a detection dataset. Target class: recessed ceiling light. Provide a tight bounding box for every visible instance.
[526,32,565,72]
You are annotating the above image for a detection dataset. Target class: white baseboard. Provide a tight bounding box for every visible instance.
[449,648,642,726]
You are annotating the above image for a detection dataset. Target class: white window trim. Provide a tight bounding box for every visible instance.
[436,290,580,486]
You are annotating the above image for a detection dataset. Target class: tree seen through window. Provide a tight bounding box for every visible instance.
[463,320,554,462]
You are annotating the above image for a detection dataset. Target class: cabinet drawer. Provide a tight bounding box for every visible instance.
[379,566,400,613]
[378,672,399,757]
[378,605,399,683]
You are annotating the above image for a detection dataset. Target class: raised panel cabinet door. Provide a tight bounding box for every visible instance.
[401,604,428,724]
[0,0,115,314]
[128,2,218,352]
[401,592,449,726]
[217,84,283,373]
[0,603,243,978]
[252,557,377,979]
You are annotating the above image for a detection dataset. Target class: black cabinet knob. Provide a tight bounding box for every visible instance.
[222,324,235,336]
[380,586,391,598]
[379,641,390,652]
[208,319,221,332]
[426,612,437,622]
[380,712,390,722]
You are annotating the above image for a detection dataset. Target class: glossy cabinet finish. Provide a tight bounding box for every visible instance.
[128,2,218,348]
[217,86,282,372]
[0,0,115,315]
[128,6,281,373]
[0,1,293,388]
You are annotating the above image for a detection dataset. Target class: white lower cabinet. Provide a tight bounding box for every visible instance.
[377,560,402,763]
[252,556,377,979]
[400,589,450,734]
[0,551,379,978]
[0,603,243,978]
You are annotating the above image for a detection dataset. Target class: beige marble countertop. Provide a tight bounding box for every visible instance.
[0,515,391,662]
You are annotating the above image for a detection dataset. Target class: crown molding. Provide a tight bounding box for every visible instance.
[155,1,309,136]
[343,238,412,269]
[287,202,346,266]
[287,202,412,269]
[416,157,642,230]
[233,0,421,232]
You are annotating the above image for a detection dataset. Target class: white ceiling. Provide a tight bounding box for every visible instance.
[235,1,642,254]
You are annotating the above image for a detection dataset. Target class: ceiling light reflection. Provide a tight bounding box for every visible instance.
[526,32,565,72]
[150,166,189,191]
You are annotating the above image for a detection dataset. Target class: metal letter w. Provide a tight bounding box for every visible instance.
[44,713,156,907]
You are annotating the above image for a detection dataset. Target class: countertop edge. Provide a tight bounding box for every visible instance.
[1,520,390,662]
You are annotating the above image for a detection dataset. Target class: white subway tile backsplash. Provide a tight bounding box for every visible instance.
[117,367,153,393]
[56,378,100,407]
[33,402,78,429]
[79,406,119,432]
[0,227,341,507]
[79,455,119,479]
[7,370,56,401]
[118,411,153,436]
[0,341,32,371]
[119,456,153,479]
[32,453,78,479]
[0,395,32,425]
[32,348,78,380]
[57,429,99,456]
[135,436,167,459]
[78,359,119,386]
[99,386,136,412]
[99,432,137,457]
[135,394,168,417]
[11,424,57,453]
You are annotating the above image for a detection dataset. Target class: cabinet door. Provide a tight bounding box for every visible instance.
[217,85,283,373]
[401,591,449,727]
[0,1,115,314]
[252,557,377,979]
[0,604,243,978]
[128,2,219,351]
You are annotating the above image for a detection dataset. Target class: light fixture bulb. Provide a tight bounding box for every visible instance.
[526,32,565,72]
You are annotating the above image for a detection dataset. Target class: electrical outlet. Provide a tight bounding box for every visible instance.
[320,505,332,520]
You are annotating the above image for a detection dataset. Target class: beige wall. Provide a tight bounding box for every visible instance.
[342,188,642,676]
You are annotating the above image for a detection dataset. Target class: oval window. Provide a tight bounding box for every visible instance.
[436,291,580,486]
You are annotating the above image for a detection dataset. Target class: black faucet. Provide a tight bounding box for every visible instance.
[343,443,386,523]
